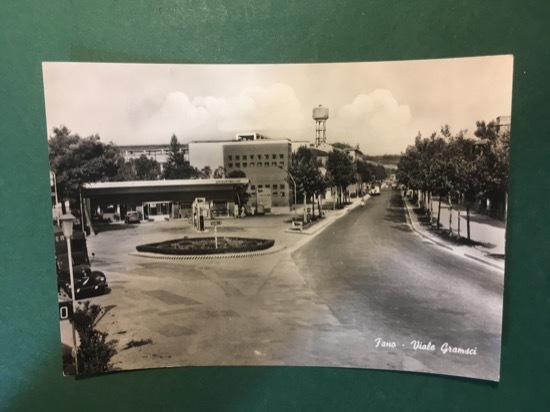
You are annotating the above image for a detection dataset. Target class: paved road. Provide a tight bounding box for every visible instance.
[292,189,504,380]
[73,191,503,380]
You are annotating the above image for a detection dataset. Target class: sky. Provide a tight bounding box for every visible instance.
[42,56,513,155]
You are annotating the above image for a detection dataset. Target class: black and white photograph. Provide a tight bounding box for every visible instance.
[43,56,513,381]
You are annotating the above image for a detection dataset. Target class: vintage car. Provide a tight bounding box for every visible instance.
[54,227,108,298]
[369,185,381,196]
[125,211,141,224]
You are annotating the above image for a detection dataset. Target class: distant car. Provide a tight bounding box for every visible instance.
[369,186,381,196]
[125,211,141,224]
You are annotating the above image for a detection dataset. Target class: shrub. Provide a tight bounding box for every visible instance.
[73,301,117,375]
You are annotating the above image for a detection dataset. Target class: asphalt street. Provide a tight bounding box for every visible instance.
[292,190,504,380]
[69,189,503,380]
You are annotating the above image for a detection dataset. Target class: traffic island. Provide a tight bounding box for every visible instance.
[136,236,275,255]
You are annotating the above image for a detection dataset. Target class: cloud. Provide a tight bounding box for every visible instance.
[198,82,305,133]
[136,83,305,142]
[334,89,411,153]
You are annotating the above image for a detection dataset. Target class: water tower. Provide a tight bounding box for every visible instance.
[313,105,329,147]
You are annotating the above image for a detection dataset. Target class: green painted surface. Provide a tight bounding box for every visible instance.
[0,1,548,410]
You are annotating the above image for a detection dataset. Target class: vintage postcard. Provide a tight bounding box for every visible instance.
[43,56,513,380]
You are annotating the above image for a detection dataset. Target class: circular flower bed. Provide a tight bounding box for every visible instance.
[136,236,275,255]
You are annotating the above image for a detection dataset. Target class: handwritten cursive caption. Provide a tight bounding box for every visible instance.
[374,338,477,355]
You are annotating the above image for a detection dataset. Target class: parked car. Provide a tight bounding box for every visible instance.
[125,211,141,224]
[54,227,108,298]
[102,206,119,222]
[369,186,381,196]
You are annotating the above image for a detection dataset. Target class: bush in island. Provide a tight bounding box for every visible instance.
[136,237,275,255]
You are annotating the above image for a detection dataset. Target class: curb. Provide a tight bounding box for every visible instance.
[286,197,366,236]
[402,196,504,271]
[463,253,504,271]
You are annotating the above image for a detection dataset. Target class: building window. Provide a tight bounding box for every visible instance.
[280,184,285,189]
[272,162,277,167]
[264,162,269,167]
[257,163,262,167]
[279,154,284,159]
[228,155,232,160]
[273,191,278,196]
[279,161,284,167]
[272,154,276,159]
[243,155,247,160]
[265,184,270,188]
[281,192,285,197]
[235,163,240,168]
[243,162,247,167]
[258,185,263,188]
[228,163,233,168]
[257,154,262,159]
[251,185,256,190]
[264,154,269,159]
[249,162,254,167]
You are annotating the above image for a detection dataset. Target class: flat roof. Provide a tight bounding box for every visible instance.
[83,178,249,190]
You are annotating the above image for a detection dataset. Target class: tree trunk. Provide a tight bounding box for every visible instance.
[429,192,433,222]
[466,204,471,240]
[437,194,442,230]
[303,192,307,222]
[448,192,453,236]
[457,194,461,238]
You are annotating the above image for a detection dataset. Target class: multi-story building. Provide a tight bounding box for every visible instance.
[222,137,292,211]
[118,144,189,172]
[119,134,294,212]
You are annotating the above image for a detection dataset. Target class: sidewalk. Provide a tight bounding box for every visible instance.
[285,196,366,236]
[403,196,505,272]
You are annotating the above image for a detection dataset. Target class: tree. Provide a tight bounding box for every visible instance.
[444,134,478,238]
[199,165,212,179]
[289,147,327,218]
[213,166,225,179]
[356,160,373,187]
[326,150,356,208]
[474,121,510,220]
[134,154,161,180]
[116,154,161,181]
[48,126,125,213]
[163,134,199,179]
[227,170,250,208]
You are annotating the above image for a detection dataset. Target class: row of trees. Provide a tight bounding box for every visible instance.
[396,121,510,239]
[288,146,387,217]
[49,126,389,216]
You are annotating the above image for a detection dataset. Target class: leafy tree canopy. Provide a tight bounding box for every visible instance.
[49,126,124,208]
[289,147,327,199]
[163,134,199,179]
[116,154,161,181]
[213,166,225,179]
[326,149,356,189]
[226,170,250,206]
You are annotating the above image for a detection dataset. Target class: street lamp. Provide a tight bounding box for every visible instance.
[59,213,79,375]
[278,166,297,214]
